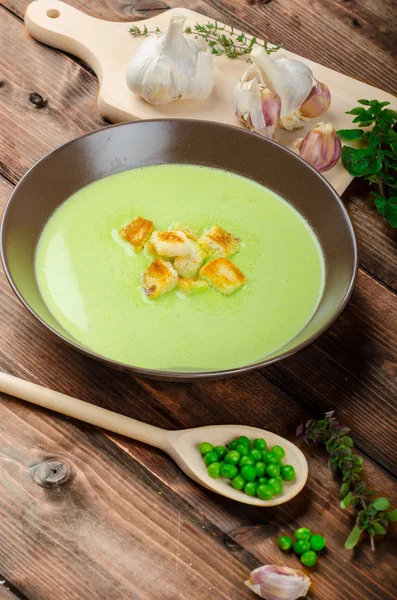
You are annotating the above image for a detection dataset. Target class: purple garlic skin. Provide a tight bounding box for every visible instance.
[300,81,331,119]
[260,88,282,139]
[245,564,311,600]
[295,122,341,173]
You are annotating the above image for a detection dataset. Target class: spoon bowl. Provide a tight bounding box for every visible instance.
[0,372,308,506]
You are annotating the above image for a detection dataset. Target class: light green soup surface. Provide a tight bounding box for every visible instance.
[35,164,324,372]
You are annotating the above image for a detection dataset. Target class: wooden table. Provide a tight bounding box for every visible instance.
[0,1,396,599]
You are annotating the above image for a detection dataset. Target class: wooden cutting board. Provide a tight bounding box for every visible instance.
[25,0,396,194]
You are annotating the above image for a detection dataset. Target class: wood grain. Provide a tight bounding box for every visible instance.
[0,586,20,600]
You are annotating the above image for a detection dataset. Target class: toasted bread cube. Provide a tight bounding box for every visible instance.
[144,240,158,257]
[179,278,208,295]
[149,230,191,257]
[119,216,154,252]
[141,259,178,299]
[200,225,241,258]
[168,222,198,241]
[200,258,247,295]
[174,240,206,278]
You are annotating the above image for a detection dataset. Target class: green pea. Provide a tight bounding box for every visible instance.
[214,445,228,460]
[256,484,273,500]
[310,534,326,551]
[266,464,281,478]
[257,477,268,486]
[238,436,251,447]
[295,527,311,541]
[300,550,317,567]
[199,442,213,455]
[207,462,221,479]
[293,540,310,555]
[240,465,256,482]
[220,463,238,479]
[253,438,267,452]
[224,450,240,465]
[236,443,249,456]
[231,475,245,491]
[255,461,266,477]
[239,455,255,468]
[271,445,286,459]
[267,477,283,495]
[248,449,262,463]
[281,465,296,481]
[244,482,258,497]
[278,535,293,551]
[229,440,239,450]
[263,451,280,465]
[204,451,219,466]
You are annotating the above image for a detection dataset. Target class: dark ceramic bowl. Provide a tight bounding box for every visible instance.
[1,119,357,380]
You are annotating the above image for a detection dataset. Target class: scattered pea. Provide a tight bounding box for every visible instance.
[300,550,317,567]
[239,455,255,468]
[244,481,258,496]
[204,451,219,466]
[207,462,221,478]
[281,465,296,481]
[271,445,286,459]
[224,450,240,465]
[238,436,251,447]
[267,477,283,495]
[295,527,311,541]
[240,465,256,482]
[293,540,311,555]
[236,443,249,456]
[310,534,326,551]
[220,463,238,479]
[263,451,280,465]
[266,464,281,478]
[253,438,267,452]
[278,535,293,551]
[254,461,266,477]
[199,442,213,455]
[214,445,228,460]
[231,475,245,490]
[256,484,273,500]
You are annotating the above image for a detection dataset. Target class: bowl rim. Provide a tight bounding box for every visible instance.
[0,118,359,380]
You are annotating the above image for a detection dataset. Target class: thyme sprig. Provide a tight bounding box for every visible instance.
[129,21,281,59]
[297,411,397,551]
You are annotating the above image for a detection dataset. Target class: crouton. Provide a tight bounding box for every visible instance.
[168,222,198,241]
[199,258,247,295]
[179,278,208,295]
[199,225,241,258]
[141,259,178,299]
[149,230,192,257]
[173,240,206,278]
[119,216,154,252]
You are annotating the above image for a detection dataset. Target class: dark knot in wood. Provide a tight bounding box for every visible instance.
[29,92,48,108]
[32,459,71,488]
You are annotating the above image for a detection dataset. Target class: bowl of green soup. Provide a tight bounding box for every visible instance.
[1,119,357,380]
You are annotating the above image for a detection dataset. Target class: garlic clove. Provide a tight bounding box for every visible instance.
[126,14,214,105]
[245,565,311,600]
[250,47,313,130]
[260,87,281,139]
[299,81,331,119]
[295,122,342,173]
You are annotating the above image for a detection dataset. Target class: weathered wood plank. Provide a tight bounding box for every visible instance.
[0,585,21,600]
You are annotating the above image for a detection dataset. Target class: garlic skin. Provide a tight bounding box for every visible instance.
[294,122,342,173]
[299,81,331,119]
[245,565,311,600]
[126,14,214,105]
[250,47,313,130]
[233,67,281,139]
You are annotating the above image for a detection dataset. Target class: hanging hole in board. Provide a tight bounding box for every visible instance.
[46,9,60,18]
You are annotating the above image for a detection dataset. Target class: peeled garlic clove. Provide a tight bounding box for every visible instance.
[295,122,342,173]
[299,81,331,118]
[126,14,214,105]
[250,47,313,130]
[245,565,311,600]
[233,72,281,139]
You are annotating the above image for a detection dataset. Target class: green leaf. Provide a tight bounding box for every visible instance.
[342,436,354,447]
[385,509,397,521]
[357,120,375,128]
[341,491,353,509]
[369,132,382,149]
[390,143,397,157]
[346,107,366,115]
[371,497,390,511]
[341,147,382,177]
[372,522,387,535]
[341,482,350,498]
[386,204,397,228]
[383,108,397,120]
[357,99,371,105]
[345,524,363,549]
[336,129,364,140]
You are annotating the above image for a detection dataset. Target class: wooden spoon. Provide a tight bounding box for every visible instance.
[0,372,308,506]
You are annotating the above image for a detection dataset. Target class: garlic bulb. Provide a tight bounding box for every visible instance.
[233,66,281,139]
[299,81,331,119]
[245,565,311,600]
[250,47,314,130]
[294,122,342,173]
[126,14,214,105]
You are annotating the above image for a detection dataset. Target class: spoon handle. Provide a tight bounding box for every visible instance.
[0,372,170,451]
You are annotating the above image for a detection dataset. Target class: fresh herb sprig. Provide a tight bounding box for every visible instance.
[297,411,397,551]
[336,99,397,227]
[129,21,281,59]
